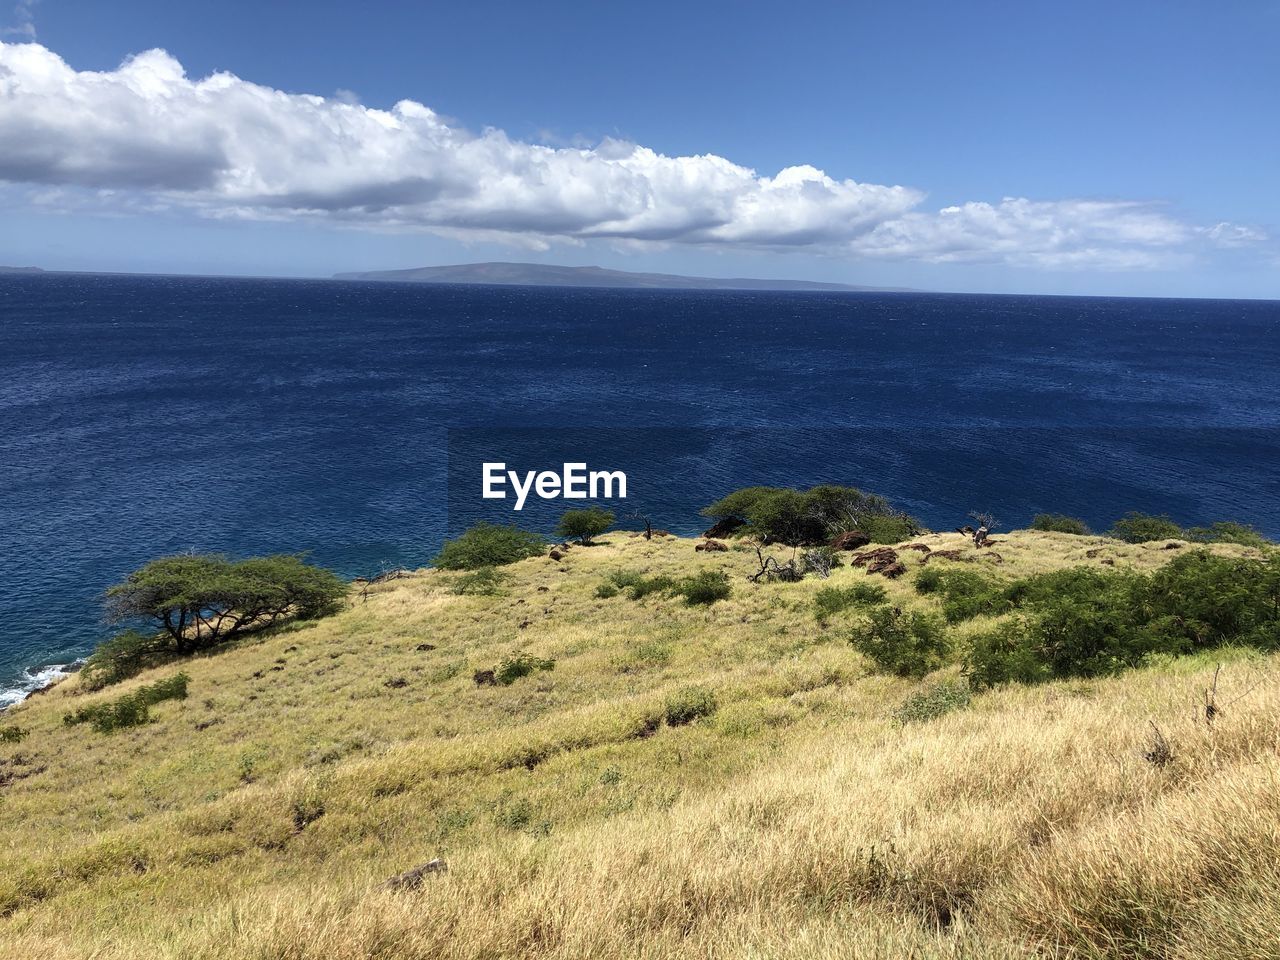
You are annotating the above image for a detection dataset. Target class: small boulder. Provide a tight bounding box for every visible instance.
[548,549,565,561]
[831,530,871,551]
[850,546,898,568]
[903,543,932,553]
[415,642,436,652]
[696,539,729,552]
[473,669,497,686]
[384,677,409,689]
[921,549,966,564]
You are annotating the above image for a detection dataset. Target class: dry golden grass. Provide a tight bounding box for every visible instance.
[0,531,1276,959]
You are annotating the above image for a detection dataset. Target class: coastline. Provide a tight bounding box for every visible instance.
[0,661,84,711]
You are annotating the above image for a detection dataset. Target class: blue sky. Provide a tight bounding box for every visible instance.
[1,0,1277,297]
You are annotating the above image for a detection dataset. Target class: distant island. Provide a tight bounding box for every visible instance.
[0,265,44,275]
[334,261,914,292]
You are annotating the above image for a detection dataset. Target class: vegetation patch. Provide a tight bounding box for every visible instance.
[494,654,556,685]
[449,567,507,596]
[1031,513,1091,535]
[812,582,887,621]
[850,606,950,678]
[63,673,190,733]
[893,678,972,725]
[662,685,718,726]
[555,508,615,545]
[0,725,28,744]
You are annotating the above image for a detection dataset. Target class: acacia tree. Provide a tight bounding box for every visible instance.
[555,508,615,545]
[105,553,346,653]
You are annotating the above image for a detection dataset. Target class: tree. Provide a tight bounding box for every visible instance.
[701,484,919,546]
[433,523,545,570]
[105,553,345,653]
[1109,512,1184,543]
[556,507,615,545]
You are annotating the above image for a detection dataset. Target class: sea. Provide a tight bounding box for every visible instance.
[2,273,1278,706]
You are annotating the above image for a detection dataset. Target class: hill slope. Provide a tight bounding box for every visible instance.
[333,261,911,291]
[1,531,1277,959]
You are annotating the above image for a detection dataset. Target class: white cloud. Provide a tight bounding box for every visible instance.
[0,40,1267,270]
[1204,221,1268,249]
[1,1,38,39]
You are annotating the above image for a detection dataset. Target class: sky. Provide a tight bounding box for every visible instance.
[0,0,1277,298]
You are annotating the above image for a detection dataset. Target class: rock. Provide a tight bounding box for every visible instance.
[1162,542,1183,550]
[415,643,436,652]
[384,677,409,689]
[1101,558,1116,566]
[904,543,932,553]
[473,670,497,686]
[518,619,531,629]
[957,525,975,536]
[651,529,672,538]
[850,546,898,568]
[1085,549,1102,558]
[382,858,448,891]
[371,568,413,584]
[921,549,967,564]
[866,555,907,578]
[548,549,565,561]
[831,530,871,551]
[696,539,729,552]
[982,552,1005,564]
[536,585,549,592]
[703,517,745,539]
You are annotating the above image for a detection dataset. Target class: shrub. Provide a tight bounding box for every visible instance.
[927,568,1011,623]
[1184,521,1271,548]
[1140,551,1279,648]
[105,554,345,654]
[594,582,619,599]
[79,630,166,691]
[494,655,555,685]
[1109,512,1184,543]
[627,575,676,600]
[1032,513,1091,535]
[434,523,546,570]
[677,570,732,606]
[0,724,28,744]
[555,508,615,545]
[63,673,190,733]
[894,679,971,725]
[964,618,1054,688]
[701,484,918,546]
[850,607,949,678]
[450,567,507,596]
[813,583,886,620]
[914,567,943,595]
[801,546,842,577]
[663,685,718,726]
[862,513,922,544]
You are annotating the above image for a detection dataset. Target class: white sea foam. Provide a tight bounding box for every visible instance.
[0,661,84,710]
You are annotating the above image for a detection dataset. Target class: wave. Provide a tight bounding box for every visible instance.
[0,661,84,710]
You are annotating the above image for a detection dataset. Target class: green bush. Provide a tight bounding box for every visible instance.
[1031,514,1091,535]
[862,513,922,544]
[494,654,555,685]
[663,685,718,726]
[850,607,949,678]
[1140,551,1279,648]
[701,484,918,547]
[79,630,165,691]
[894,679,972,725]
[964,618,1055,688]
[1109,512,1184,543]
[927,568,1012,623]
[450,567,507,596]
[555,508,615,545]
[627,575,677,600]
[63,673,190,733]
[433,523,546,570]
[913,567,943,594]
[677,570,732,606]
[594,582,619,599]
[813,583,886,620]
[1184,521,1271,548]
[0,724,28,744]
[105,554,345,654]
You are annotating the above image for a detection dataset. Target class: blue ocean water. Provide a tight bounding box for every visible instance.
[2,273,1278,702]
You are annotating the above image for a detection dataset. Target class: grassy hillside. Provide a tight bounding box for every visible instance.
[1,530,1277,959]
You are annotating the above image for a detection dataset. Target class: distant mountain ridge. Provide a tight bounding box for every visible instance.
[333,261,912,292]
[0,265,44,274]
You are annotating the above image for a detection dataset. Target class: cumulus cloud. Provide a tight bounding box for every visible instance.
[1,1,38,39]
[0,40,1265,269]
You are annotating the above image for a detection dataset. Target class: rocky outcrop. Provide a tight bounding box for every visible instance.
[703,517,745,539]
[696,540,729,552]
[831,530,871,551]
[382,858,448,891]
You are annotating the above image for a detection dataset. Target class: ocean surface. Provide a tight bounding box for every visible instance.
[2,274,1278,704]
